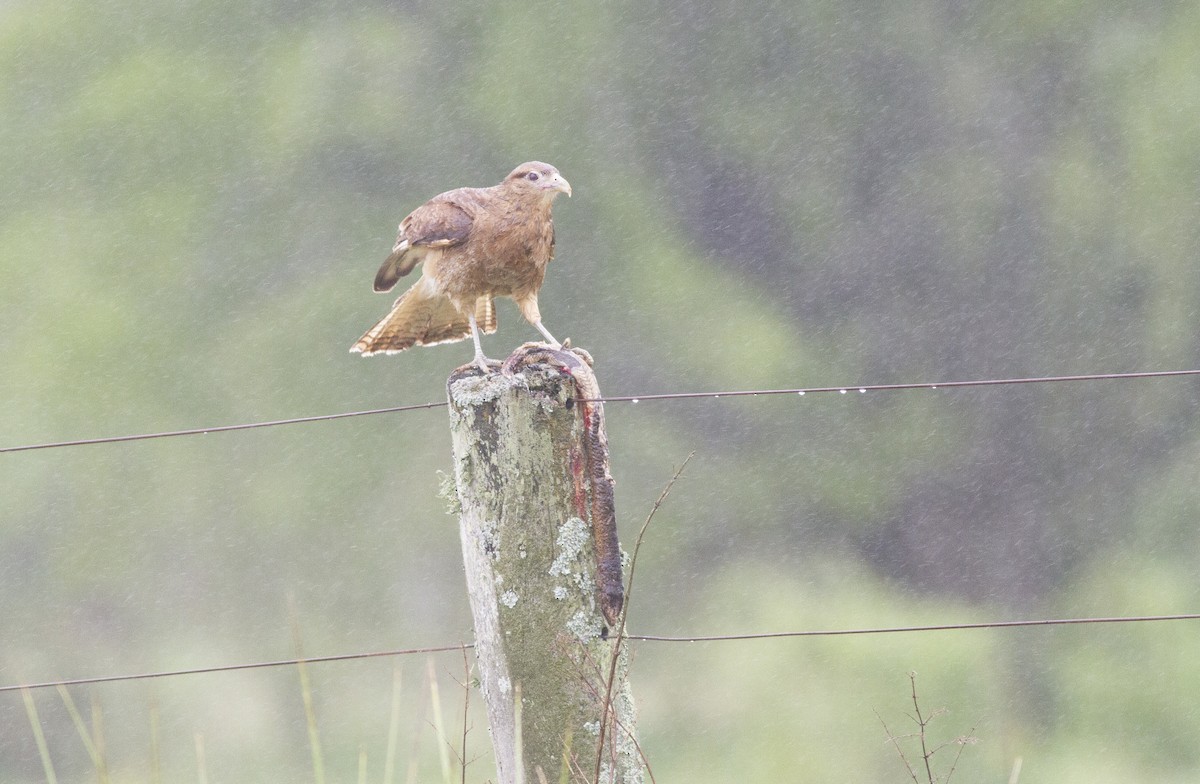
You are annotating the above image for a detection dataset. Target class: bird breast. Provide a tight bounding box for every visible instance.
[431,196,554,303]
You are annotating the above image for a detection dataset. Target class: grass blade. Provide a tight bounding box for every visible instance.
[21,688,58,784]
[427,658,453,784]
[195,732,208,784]
[149,689,162,784]
[90,691,110,784]
[383,663,403,784]
[290,597,326,784]
[55,686,101,771]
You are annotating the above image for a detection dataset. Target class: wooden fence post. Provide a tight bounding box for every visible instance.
[446,345,641,784]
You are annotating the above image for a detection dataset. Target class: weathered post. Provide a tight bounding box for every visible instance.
[446,345,641,784]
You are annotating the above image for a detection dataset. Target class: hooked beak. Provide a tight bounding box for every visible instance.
[549,173,572,197]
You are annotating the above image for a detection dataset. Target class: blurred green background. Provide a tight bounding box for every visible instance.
[4,0,1200,781]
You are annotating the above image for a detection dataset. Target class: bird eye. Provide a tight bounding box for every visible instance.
[526,171,540,181]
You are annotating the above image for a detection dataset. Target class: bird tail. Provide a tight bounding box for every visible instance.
[351,284,498,356]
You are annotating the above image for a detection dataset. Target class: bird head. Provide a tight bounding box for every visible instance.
[506,161,572,199]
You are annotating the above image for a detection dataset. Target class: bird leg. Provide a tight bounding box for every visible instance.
[468,313,493,373]
[532,320,561,349]
[516,295,561,349]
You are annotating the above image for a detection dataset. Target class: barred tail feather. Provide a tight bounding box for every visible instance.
[351,283,472,355]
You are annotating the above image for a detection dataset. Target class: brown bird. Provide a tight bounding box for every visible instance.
[351,161,572,372]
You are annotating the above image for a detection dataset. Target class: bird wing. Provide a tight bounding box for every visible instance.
[373,195,476,292]
[403,194,475,248]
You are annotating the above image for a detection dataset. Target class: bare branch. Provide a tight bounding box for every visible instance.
[594,452,694,784]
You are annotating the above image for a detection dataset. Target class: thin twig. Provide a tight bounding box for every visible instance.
[875,709,920,784]
[942,727,976,782]
[558,725,574,784]
[459,645,472,784]
[573,652,657,784]
[880,673,975,784]
[594,452,693,784]
[909,674,936,784]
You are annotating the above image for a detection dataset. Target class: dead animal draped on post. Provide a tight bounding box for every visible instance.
[447,346,639,784]
[507,346,624,627]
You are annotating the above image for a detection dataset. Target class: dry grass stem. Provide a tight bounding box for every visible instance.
[592,452,692,784]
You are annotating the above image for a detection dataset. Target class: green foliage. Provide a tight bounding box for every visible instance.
[4,0,1200,780]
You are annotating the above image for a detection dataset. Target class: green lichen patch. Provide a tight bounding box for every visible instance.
[478,517,500,559]
[566,608,603,642]
[447,355,641,782]
[550,516,590,579]
[436,469,462,516]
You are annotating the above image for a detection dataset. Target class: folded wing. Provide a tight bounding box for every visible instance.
[373,197,475,293]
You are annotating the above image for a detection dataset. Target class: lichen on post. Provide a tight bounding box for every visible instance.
[447,344,641,784]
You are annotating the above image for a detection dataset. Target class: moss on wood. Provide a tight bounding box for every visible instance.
[447,350,641,784]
